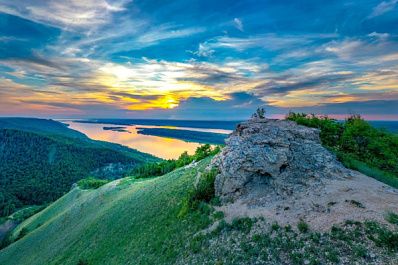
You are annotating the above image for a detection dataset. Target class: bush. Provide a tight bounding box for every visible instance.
[15,227,29,241]
[385,211,398,225]
[298,220,310,233]
[77,178,110,190]
[179,168,218,217]
[365,221,398,250]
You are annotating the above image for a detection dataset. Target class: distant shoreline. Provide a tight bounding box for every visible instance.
[136,127,227,145]
[74,119,241,130]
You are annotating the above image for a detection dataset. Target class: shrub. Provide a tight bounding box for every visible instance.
[178,168,218,217]
[298,220,310,233]
[365,221,398,250]
[252,108,266,119]
[77,177,110,190]
[16,227,29,241]
[231,217,254,234]
[271,222,280,231]
[77,259,89,265]
[385,211,398,225]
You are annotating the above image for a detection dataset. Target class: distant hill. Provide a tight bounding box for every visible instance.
[0,118,87,139]
[136,127,227,145]
[75,118,240,130]
[0,118,159,219]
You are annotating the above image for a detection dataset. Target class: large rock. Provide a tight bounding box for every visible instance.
[212,118,352,202]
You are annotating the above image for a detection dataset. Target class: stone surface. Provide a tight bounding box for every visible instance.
[212,118,351,202]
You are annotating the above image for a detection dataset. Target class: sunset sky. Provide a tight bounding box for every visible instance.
[1,0,398,120]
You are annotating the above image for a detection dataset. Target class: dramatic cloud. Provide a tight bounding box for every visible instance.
[0,0,397,119]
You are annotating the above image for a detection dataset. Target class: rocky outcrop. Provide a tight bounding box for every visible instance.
[212,118,352,202]
[211,118,398,231]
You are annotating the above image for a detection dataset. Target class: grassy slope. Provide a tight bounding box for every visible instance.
[0,158,210,265]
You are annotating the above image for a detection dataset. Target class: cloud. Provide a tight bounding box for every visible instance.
[193,43,215,57]
[368,0,398,18]
[323,36,398,63]
[253,70,355,97]
[367,32,390,39]
[136,24,206,48]
[202,33,338,52]
[0,0,132,30]
[234,18,243,31]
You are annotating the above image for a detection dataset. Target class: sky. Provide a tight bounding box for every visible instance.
[0,0,398,120]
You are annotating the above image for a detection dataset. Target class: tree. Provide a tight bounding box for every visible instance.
[252,108,266,119]
[0,231,13,249]
[16,227,29,241]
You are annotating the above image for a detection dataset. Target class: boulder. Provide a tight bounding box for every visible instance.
[212,118,352,202]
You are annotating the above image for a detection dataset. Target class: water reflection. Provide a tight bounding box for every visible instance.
[63,121,212,159]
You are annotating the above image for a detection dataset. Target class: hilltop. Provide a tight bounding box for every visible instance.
[0,118,397,264]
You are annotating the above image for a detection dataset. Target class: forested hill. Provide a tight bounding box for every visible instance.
[0,118,87,139]
[0,125,159,218]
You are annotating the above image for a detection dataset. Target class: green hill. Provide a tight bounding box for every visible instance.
[0,157,397,265]
[0,119,159,219]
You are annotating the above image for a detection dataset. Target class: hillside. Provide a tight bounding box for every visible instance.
[0,118,88,139]
[0,156,397,264]
[0,119,159,219]
[0,157,211,265]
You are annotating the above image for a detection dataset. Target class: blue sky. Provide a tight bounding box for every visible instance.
[0,0,398,120]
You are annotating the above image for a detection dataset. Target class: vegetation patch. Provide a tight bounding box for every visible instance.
[77,178,110,190]
[385,211,398,225]
[286,112,398,187]
[131,144,221,179]
[183,218,398,264]
[179,168,219,217]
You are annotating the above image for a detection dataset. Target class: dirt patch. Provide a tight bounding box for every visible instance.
[216,170,398,231]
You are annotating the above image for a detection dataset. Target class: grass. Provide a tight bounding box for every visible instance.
[0,156,397,265]
[385,211,398,224]
[297,220,310,233]
[334,150,398,189]
[0,157,213,265]
[77,177,110,189]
